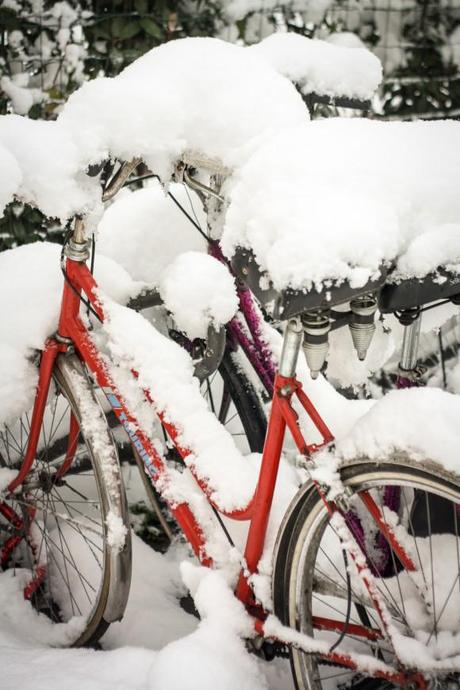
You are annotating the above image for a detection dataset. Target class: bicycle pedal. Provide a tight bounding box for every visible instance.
[247,638,290,661]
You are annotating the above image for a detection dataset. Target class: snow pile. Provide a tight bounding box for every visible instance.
[250,33,382,100]
[0,115,100,221]
[332,387,460,476]
[223,118,460,292]
[158,252,238,339]
[59,37,307,180]
[148,564,263,690]
[0,242,140,426]
[0,536,286,690]
[97,183,207,282]
[98,183,238,339]
[101,297,258,511]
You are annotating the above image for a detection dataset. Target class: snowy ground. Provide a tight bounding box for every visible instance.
[0,466,294,690]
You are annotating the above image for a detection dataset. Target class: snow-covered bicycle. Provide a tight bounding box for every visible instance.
[1,35,460,690]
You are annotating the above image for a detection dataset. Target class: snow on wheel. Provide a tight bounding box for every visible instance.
[273,455,460,690]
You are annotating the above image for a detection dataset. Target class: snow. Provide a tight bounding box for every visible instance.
[0,76,44,116]
[97,183,207,282]
[100,296,258,512]
[58,37,307,180]
[0,538,290,690]
[326,31,368,50]
[331,386,460,476]
[249,33,382,100]
[105,511,128,552]
[2,28,460,688]
[158,252,238,340]
[0,242,140,426]
[0,115,100,222]
[222,118,460,292]
[0,142,22,218]
[98,183,239,339]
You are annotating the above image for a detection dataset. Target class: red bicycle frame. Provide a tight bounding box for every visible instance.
[4,250,425,688]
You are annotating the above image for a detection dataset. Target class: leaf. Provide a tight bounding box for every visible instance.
[139,17,164,40]
[90,19,112,40]
[118,21,141,40]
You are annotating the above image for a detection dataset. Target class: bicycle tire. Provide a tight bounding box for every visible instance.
[0,353,131,647]
[212,346,267,453]
[273,455,460,690]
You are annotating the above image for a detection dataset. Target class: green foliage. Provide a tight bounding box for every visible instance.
[0,202,64,252]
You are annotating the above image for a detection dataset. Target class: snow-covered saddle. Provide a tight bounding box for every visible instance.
[221,118,460,319]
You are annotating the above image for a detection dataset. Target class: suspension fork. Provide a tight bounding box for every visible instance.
[397,309,422,388]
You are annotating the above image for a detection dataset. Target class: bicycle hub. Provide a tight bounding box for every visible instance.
[301,310,330,379]
[349,294,378,361]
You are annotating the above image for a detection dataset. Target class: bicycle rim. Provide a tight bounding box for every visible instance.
[273,456,460,690]
[0,354,131,646]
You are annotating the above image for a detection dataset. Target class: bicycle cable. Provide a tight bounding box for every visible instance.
[86,233,96,325]
[123,170,211,244]
[328,545,352,653]
[60,227,103,324]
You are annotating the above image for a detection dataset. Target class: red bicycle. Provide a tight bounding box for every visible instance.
[1,161,460,690]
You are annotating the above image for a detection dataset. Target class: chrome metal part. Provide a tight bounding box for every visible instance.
[181,150,231,176]
[397,363,427,382]
[400,312,422,372]
[72,215,86,244]
[349,294,378,361]
[64,238,90,262]
[301,310,330,379]
[183,168,224,202]
[55,354,132,626]
[64,228,91,263]
[279,318,303,378]
[102,158,142,202]
[54,332,73,345]
[63,217,90,261]
[193,325,226,382]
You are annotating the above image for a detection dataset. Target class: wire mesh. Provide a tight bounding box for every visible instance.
[1,0,459,119]
[221,0,460,118]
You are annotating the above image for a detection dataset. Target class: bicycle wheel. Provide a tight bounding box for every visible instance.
[201,347,267,454]
[0,353,131,646]
[273,455,460,690]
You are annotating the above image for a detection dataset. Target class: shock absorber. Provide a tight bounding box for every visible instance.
[301,310,330,379]
[397,308,422,386]
[349,294,378,361]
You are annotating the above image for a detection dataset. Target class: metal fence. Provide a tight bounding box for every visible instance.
[1,0,460,119]
[221,0,460,118]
